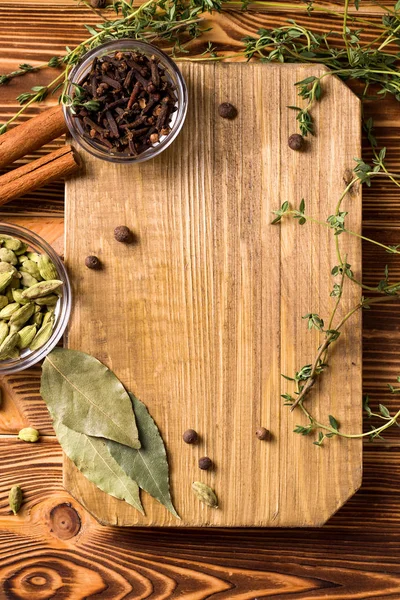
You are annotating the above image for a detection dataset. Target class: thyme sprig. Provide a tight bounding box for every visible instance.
[274,161,400,443]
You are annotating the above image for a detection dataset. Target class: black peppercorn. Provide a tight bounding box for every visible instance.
[114,226,133,243]
[199,456,213,470]
[256,427,270,441]
[288,133,304,151]
[90,0,107,7]
[85,255,101,270]
[218,102,238,119]
[183,429,198,444]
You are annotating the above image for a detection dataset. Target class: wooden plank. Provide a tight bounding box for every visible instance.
[0,438,400,599]
[64,62,361,527]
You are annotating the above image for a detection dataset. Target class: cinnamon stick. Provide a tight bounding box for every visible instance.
[0,145,81,205]
[0,105,68,169]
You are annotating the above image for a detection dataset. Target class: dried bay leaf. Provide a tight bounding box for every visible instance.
[55,420,144,514]
[41,348,140,449]
[107,393,179,519]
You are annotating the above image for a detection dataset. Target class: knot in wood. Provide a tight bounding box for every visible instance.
[49,503,81,540]
[4,566,63,600]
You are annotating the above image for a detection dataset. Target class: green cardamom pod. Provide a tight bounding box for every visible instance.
[31,311,43,326]
[0,295,8,310]
[17,324,37,349]
[0,247,18,265]
[42,310,55,327]
[18,427,40,443]
[18,255,29,264]
[15,243,28,256]
[0,235,21,249]
[0,271,14,292]
[9,303,35,329]
[26,252,40,263]
[38,255,58,281]
[29,322,53,351]
[9,324,22,336]
[34,294,59,307]
[12,289,29,305]
[8,485,23,515]
[0,262,18,276]
[22,280,63,299]
[20,272,39,288]
[191,482,218,508]
[4,347,20,359]
[5,288,14,303]
[3,237,22,252]
[8,276,21,290]
[0,302,20,320]
[0,332,19,359]
[20,259,42,280]
[0,322,9,345]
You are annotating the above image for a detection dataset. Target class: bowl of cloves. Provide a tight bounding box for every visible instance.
[63,40,188,163]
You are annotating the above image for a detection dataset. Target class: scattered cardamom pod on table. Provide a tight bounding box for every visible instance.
[8,485,23,515]
[18,427,40,443]
[192,481,218,508]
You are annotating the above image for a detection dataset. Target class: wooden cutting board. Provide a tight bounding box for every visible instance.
[64,62,362,527]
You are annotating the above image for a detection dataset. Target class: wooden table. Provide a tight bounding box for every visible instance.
[1,1,400,598]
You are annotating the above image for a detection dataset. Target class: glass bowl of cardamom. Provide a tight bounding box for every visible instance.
[0,223,71,374]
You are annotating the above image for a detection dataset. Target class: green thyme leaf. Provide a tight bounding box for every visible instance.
[363,395,372,417]
[328,415,340,431]
[379,404,391,418]
[293,424,313,435]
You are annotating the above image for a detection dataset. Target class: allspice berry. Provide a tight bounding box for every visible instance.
[114,226,133,244]
[256,427,270,441]
[85,255,101,270]
[183,429,198,444]
[288,133,304,151]
[199,456,213,470]
[90,0,107,7]
[218,102,238,119]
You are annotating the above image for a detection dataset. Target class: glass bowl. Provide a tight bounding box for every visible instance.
[0,223,71,374]
[63,39,188,164]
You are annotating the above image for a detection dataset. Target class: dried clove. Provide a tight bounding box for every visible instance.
[72,50,176,156]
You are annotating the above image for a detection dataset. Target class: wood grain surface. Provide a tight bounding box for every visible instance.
[65,62,362,527]
[0,0,399,596]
